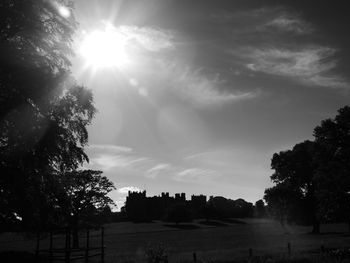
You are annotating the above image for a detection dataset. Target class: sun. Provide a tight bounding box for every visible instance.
[80,26,129,69]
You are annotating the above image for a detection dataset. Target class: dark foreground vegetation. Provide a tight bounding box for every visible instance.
[0,0,116,248]
[1,219,350,263]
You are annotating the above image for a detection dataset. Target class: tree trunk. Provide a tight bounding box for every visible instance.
[311,220,320,234]
[70,216,79,248]
[72,227,79,248]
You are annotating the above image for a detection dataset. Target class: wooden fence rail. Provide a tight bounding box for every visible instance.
[35,227,105,263]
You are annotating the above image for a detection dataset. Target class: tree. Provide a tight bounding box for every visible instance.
[265,106,350,234]
[255,199,266,218]
[164,204,192,225]
[56,170,115,248]
[200,203,219,222]
[266,140,320,233]
[264,183,303,227]
[0,0,96,230]
[313,106,350,230]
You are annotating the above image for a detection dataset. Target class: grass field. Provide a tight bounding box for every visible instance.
[1,219,350,262]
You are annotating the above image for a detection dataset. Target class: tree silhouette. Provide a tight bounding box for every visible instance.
[255,199,266,218]
[164,204,192,225]
[0,0,97,231]
[56,170,115,248]
[313,106,350,230]
[266,140,320,233]
[265,106,350,233]
[264,183,303,227]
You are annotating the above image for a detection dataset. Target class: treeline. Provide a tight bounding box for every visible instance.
[264,106,350,234]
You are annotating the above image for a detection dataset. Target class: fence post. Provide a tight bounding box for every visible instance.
[65,228,71,263]
[193,252,197,263]
[85,229,90,263]
[101,227,105,263]
[287,242,291,257]
[35,232,40,259]
[49,231,53,263]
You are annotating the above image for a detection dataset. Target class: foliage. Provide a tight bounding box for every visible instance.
[208,196,254,218]
[313,106,350,223]
[265,106,350,233]
[56,169,115,247]
[255,199,266,218]
[57,170,115,225]
[0,0,97,231]
[265,141,319,231]
[164,203,192,225]
[201,203,220,221]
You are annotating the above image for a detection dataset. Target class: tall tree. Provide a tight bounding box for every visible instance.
[0,0,96,230]
[57,170,115,248]
[313,106,350,229]
[265,140,321,233]
[265,106,350,233]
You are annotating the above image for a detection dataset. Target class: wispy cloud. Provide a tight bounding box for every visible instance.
[85,144,153,171]
[120,25,174,52]
[264,15,313,34]
[146,163,172,179]
[92,155,150,171]
[174,168,220,183]
[245,47,348,88]
[176,67,257,106]
[216,6,348,89]
[212,7,313,35]
[88,144,133,153]
[156,63,258,107]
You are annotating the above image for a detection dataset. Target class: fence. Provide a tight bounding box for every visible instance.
[35,227,105,263]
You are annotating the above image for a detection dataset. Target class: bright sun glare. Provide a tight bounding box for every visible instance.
[80,26,128,69]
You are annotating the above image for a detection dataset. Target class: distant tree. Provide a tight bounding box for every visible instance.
[164,204,192,225]
[207,196,253,218]
[266,140,320,233]
[200,203,219,221]
[255,200,266,218]
[233,198,254,218]
[57,170,115,248]
[208,196,230,218]
[0,0,97,231]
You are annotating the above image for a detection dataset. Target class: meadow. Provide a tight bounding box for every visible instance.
[1,219,350,262]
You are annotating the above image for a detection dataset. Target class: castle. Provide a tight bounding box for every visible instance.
[123,190,253,221]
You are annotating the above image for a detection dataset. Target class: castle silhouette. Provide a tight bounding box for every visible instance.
[122,191,253,222]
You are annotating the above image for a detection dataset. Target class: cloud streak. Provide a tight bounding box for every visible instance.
[146,163,172,178]
[120,25,175,52]
[246,47,348,88]
[264,15,313,34]
[154,63,259,107]
[174,168,220,183]
[175,67,257,106]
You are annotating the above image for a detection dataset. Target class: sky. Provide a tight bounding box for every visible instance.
[70,0,350,209]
